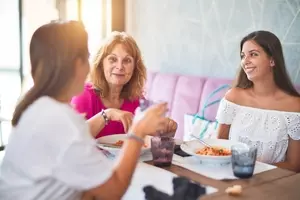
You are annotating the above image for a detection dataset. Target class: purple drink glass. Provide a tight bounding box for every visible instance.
[151,136,175,167]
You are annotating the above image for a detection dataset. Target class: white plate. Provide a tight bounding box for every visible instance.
[96,134,151,156]
[180,139,243,165]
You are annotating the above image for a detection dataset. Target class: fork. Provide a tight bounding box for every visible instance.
[190,134,213,148]
[101,149,115,160]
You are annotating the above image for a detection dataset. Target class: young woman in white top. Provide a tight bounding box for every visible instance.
[0,21,170,200]
[216,30,300,172]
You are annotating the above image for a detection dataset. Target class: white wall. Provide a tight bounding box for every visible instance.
[125,0,300,84]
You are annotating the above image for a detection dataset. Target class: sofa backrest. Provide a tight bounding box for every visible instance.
[145,72,232,139]
[145,71,300,140]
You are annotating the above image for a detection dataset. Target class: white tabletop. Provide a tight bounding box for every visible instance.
[172,154,276,180]
[123,162,217,200]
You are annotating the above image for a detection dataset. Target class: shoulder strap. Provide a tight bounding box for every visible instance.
[200,84,230,118]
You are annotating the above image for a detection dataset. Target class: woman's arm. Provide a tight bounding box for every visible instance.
[87,127,145,200]
[217,124,231,139]
[87,109,134,137]
[86,103,168,200]
[275,138,300,172]
[215,88,240,140]
[86,112,106,138]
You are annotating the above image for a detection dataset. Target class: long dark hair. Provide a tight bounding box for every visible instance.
[12,21,89,126]
[234,30,300,97]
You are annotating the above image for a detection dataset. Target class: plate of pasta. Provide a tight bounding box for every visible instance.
[180,139,243,164]
[96,134,151,156]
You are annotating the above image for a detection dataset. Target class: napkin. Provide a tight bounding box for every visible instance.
[143,177,206,200]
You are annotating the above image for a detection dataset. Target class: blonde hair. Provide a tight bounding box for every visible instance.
[90,31,146,100]
[12,21,89,126]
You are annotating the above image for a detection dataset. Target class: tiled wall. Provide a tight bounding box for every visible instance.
[126,0,300,84]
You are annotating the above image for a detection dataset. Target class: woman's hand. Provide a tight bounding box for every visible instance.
[105,109,134,132]
[162,118,178,137]
[130,102,169,138]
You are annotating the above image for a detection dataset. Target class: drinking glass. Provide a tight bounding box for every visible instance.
[151,136,175,167]
[231,144,257,178]
[139,99,159,111]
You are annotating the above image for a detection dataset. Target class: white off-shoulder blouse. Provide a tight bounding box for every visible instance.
[216,98,300,164]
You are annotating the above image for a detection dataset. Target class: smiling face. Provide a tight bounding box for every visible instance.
[240,40,274,81]
[102,43,135,87]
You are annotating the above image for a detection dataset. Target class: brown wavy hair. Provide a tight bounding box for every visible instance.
[234,30,300,97]
[12,21,89,126]
[89,31,146,100]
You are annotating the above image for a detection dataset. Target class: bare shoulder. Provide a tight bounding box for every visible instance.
[280,92,300,112]
[224,87,247,104]
[290,96,300,112]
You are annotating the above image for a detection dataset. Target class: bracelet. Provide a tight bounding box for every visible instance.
[127,133,145,145]
[100,109,110,125]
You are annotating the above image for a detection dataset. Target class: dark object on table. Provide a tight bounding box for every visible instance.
[174,144,192,157]
[143,177,206,200]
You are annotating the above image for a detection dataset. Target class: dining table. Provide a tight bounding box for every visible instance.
[1,137,300,199]
[119,145,300,200]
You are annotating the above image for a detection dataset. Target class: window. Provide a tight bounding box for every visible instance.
[0,0,59,147]
[66,0,111,59]
[0,0,20,70]
[0,0,21,147]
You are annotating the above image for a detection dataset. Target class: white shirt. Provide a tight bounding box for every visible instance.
[216,98,300,164]
[0,96,113,200]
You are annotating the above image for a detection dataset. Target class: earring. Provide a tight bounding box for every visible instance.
[270,60,275,67]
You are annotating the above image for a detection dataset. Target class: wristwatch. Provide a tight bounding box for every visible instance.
[100,109,110,125]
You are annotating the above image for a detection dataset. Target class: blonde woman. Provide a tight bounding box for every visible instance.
[71,31,177,138]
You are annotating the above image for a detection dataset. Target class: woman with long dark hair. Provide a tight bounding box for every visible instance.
[217,30,300,172]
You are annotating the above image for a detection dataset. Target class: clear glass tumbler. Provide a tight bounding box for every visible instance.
[231,144,257,178]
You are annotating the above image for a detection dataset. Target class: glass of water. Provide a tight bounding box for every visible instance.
[231,144,257,178]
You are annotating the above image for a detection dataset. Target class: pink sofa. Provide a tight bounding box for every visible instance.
[145,71,300,140]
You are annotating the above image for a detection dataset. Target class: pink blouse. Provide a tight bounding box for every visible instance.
[71,83,140,138]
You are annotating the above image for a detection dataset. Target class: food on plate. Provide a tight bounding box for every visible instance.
[114,140,148,147]
[196,146,231,156]
[225,185,242,196]
[114,140,124,147]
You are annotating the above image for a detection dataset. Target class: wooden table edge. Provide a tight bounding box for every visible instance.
[145,161,296,199]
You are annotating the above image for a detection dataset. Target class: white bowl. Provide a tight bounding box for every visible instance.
[180,139,243,165]
[96,134,151,156]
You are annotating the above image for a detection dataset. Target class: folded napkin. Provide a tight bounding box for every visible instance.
[143,177,206,200]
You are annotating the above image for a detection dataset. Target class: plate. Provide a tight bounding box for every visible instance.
[180,139,243,165]
[96,134,151,156]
